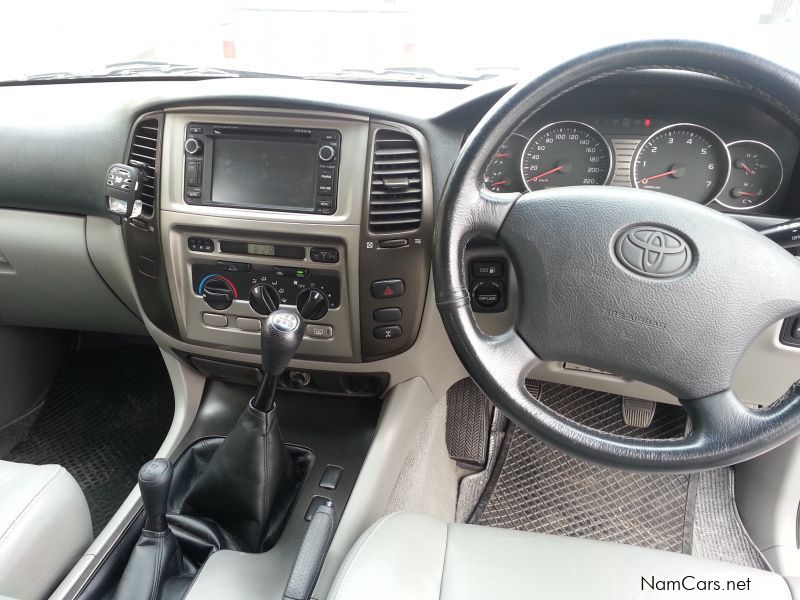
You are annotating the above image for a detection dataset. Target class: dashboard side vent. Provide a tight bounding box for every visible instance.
[127,118,160,219]
[368,129,423,234]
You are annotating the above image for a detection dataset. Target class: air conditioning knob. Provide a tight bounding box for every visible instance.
[249,284,281,315]
[202,278,235,310]
[184,138,203,155]
[296,288,329,321]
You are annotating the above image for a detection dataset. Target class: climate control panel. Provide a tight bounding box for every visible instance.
[197,260,341,314]
[192,262,340,315]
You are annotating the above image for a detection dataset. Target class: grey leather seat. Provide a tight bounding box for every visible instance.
[0,461,92,600]
[329,512,794,599]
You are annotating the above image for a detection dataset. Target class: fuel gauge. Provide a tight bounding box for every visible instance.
[718,140,783,210]
[484,135,525,193]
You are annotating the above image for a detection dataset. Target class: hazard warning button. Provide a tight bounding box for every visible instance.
[370,279,405,299]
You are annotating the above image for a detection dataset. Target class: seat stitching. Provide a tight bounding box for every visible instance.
[0,466,64,548]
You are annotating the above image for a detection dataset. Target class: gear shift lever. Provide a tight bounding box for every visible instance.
[253,308,305,412]
[139,458,173,532]
[113,459,179,600]
[181,309,301,552]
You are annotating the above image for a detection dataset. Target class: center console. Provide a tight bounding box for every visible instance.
[122,108,432,366]
[99,109,432,598]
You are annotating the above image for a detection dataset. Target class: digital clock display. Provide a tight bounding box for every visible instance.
[246,243,276,256]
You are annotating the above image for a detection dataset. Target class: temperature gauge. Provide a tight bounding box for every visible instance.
[718,140,783,210]
[484,136,525,193]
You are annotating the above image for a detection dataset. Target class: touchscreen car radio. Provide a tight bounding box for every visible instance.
[183,123,340,215]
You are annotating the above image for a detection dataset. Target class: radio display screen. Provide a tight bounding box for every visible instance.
[211,138,318,211]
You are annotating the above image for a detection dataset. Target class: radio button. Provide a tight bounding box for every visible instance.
[188,237,214,252]
[186,161,202,186]
[318,145,336,162]
[184,138,203,155]
[310,247,339,263]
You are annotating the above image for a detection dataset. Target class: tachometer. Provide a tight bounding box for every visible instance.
[632,123,730,203]
[717,140,783,210]
[520,121,612,191]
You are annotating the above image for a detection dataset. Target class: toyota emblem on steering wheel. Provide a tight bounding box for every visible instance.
[614,226,693,279]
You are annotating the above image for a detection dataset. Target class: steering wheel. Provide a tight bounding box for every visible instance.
[433,40,800,472]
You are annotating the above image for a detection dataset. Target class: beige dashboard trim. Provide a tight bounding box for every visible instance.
[159,109,371,360]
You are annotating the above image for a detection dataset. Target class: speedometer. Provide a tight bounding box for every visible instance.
[632,123,730,203]
[520,121,613,191]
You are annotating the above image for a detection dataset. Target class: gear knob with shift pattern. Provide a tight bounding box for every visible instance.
[113,459,179,600]
[253,308,305,411]
[261,309,305,375]
[138,458,173,533]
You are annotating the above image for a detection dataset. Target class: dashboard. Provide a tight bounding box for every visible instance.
[130,109,433,365]
[1,69,800,405]
[484,83,800,216]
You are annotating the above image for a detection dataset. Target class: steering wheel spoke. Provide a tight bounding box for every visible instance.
[680,390,756,443]
[476,187,522,238]
[438,299,541,395]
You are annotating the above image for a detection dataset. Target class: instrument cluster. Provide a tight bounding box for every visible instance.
[486,117,790,211]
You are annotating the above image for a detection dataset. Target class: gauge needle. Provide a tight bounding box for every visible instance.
[492,179,510,187]
[735,159,755,175]
[495,153,512,159]
[637,169,677,184]
[528,165,563,182]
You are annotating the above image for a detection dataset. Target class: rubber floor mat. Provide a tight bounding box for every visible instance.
[8,347,173,536]
[692,468,770,570]
[473,382,694,553]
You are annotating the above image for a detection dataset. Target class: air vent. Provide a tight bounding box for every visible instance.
[127,118,160,219]
[368,129,423,234]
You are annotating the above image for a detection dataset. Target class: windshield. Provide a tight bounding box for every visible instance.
[3,0,799,83]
